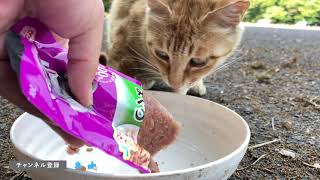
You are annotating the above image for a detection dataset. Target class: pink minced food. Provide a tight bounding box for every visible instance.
[138,92,180,172]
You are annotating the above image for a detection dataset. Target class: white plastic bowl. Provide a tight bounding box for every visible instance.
[10,91,250,180]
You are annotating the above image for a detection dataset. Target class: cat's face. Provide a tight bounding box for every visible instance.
[145,0,249,90]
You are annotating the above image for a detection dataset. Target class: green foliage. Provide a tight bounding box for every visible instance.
[244,0,320,25]
[103,0,111,12]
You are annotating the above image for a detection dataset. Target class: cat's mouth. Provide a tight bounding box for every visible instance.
[161,78,190,92]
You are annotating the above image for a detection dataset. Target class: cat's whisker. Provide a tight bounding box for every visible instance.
[148,30,167,38]
[143,77,163,81]
[130,67,160,74]
[128,45,148,61]
[132,67,161,75]
[149,17,162,24]
[137,77,162,82]
[126,45,160,71]
[128,36,145,38]
[126,55,158,70]
[136,73,158,77]
[123,56,149,65]
[149,14,167,24]
[130,68,161,77]
[135,73,162,80]
[149,13,166,20]
[148,32,168,39]
[148,27,169,38]
[122,57,159,71]
[135,72,161,77]
[128,15,164,26]
[129,29,143,33]
[213,61,236,73]
[199,31,212,41]
[212,58,240,74]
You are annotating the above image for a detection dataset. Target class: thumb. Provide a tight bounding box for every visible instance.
[31,0,105,107]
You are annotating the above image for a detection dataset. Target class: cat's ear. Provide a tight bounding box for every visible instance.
[147,0,172,16]
[202,0,250,27]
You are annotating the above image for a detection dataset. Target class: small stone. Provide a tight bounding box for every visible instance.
[281,121,294,130]
[243,107,253,115]
[305,127,311,134]
[281,57,298,68]
[308,140,315,145]
[250,61,266,70]
[256,72,272,84]
[278,149,296,158]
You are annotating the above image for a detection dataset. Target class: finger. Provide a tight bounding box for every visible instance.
[67,25,102,107]
[31,0,105,107]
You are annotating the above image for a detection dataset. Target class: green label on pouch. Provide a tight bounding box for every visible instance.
[112,74,145,128]
[111,74,149,167]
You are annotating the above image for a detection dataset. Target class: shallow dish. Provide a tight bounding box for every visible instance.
[10,91,250,180]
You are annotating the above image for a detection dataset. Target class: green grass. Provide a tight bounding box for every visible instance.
[244,0,320,25]
[103,0,111,12]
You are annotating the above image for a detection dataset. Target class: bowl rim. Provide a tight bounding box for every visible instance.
[10,93,251,178]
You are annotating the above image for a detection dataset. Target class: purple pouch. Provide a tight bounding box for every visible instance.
[7,17,152,173]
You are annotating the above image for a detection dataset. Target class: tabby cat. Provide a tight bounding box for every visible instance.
[102,0,250,95]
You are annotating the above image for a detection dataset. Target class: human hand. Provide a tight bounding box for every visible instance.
[30,0,105,106]
[0,0,105,147]
[1,0,104,106]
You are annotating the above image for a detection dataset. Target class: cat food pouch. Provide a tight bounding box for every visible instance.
[6,17,151,173]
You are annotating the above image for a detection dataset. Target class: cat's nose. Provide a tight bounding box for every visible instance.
[168,70,184,89]
[168,80,183,90]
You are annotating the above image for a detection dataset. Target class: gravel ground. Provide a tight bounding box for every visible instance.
[1,25,320,179]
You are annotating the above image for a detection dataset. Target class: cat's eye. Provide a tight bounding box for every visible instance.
[155,49,170,62]
[189,58,208,68]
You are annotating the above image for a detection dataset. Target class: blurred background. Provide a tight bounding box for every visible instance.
[102,0,320,26]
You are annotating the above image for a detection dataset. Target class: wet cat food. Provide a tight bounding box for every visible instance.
[139,93,180,156]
